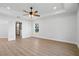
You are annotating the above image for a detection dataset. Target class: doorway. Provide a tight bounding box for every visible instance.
[16,22,22,39]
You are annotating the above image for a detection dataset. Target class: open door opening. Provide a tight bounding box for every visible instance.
[16,22,22,39]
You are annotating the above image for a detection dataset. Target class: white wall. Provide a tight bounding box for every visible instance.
[22,20,32,38]
[0,20,8,38]
[77,7,79,47]
[32,13,77,44]
[8,20,16,41]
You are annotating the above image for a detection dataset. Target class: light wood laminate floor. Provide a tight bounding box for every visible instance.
[0,37,79,56]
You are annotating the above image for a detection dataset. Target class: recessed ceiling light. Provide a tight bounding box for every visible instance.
[53,7,57,10]
[6,7,11,10]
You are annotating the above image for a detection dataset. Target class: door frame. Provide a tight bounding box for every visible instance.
[15,21,22,39]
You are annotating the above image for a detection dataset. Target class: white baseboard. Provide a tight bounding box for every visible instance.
[76,43,79,48]
[22,35,31,38]
[77,44,79,48]
[9,35,78,47]
[31,35,77,45]
[8,39,14,41]
[8,37,16,41]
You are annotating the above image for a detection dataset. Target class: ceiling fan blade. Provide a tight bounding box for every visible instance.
[33,13,40,17]
[23,10,28,13]
[35,14,40,17]
[34,11,38,13]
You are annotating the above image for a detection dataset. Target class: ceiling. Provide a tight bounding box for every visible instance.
[0,3,78,20]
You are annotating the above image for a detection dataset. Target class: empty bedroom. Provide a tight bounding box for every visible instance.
[0,3,79,56]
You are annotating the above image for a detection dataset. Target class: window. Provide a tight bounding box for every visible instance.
[35,23,39,33]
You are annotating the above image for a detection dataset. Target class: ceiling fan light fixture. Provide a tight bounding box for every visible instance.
[23,7,40,18]
[29,12,33,15]
[30,7,33,9]
[29,14,34,17]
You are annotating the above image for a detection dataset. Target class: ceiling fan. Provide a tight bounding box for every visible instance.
[23,7,40,18]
